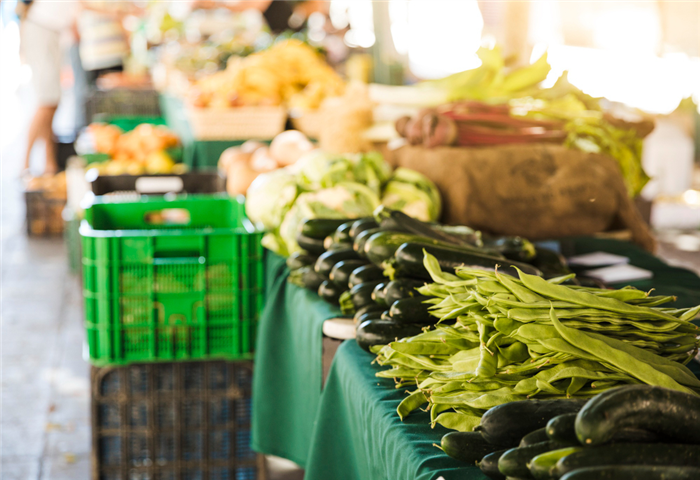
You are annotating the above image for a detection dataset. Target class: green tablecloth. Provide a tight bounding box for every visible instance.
[252,238,700,477]
[305,340,486,480]
[251,253,342,466]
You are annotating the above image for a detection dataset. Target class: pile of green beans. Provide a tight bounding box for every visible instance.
[373,251,700,432]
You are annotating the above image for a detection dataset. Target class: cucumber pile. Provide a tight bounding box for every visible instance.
[286,207,550,352]
[441,385,700,480]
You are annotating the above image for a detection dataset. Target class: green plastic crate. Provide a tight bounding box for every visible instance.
[80,194,264,366]
[91,115,166,132]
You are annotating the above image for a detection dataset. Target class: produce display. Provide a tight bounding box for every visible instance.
[398,47,651,196]
[218,130,314,195]
[245,153,442,256]
[435,384,700,480]
[189,39,344,109]
[84,123,184,175]
[285,207,554,324]
[369,250,699,433]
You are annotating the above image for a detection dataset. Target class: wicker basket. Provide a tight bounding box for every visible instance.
[290,109,325,140]
[186,106,286,141]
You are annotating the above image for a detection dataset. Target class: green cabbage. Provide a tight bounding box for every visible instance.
[279,182,380,254]
[245,169,299,230]
[381,168,441,221]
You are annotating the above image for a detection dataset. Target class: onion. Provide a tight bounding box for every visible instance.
[225,145,278,196]
[269,130,314,167]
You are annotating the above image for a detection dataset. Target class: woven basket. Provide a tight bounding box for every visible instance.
[291,109,325,139]
[186,105,287,140]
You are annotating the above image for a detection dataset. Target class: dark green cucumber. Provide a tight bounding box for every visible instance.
[353,304,385,323]
[559,466,700,480]
[393,243,543,280]
[374,206,470,247]
[332,220,355,244]
[546,414,578,444]
[372,282,387,306]
[348,264,385,288]
[363,231,445,267]
[286,251,317,271]
[384,278,425,305]
[520,428,549,447]
[353,228,384,258]
[314,248,360,277]
[529,447,583,480]
[388,296,434,324]
[288,266,326,291]
[349,217,379,239]
[483,236,537,262]
[349,281,383,309]
[531,247,570,277]
[329,260,369,287]
[499,441,567,479]
[556,443,700,479]
[318,280,343,305]
[480,449,509,480]
[575,385,700,446]
[441,431,504,464]
[301,218,350,239]
[323,235,353,251]
[296,233,326,255]
[355,319,423,352]
[477,399,587,447]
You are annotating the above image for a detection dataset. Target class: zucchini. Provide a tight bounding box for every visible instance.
[546,414,578,444]
[393,243,543,280]
[372,282,387,306]
[441,431,504,464]
[314,248,360,277]
[318,280,344,305]
[332,220,355,244]
[483,236,537,262]
[575,385,700,446]
[353,228,384,258]
[349,217,379,239]
[288,266,326,291]
[286,251,317,271]
[353,304,385,324]
[301,218,350,240]
[384,278,425,305]
[520,428,549,447]
[558,466,700,480]
[296,233,326,255]
[363,231,446,267]
[374,206,469,247]
[349,280,384,309]
[329,260,369,287]
[480,449,508,480]
[556,443,700,479]
[499,441,564,479]
[476,399,587,448]
[388,296,434,324]
[531,247,570,277]
[529,447,583,480]
[348,264,385,288]
[355,319,423,352]
[323,235,353,251]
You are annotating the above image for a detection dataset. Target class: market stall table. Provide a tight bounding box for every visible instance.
[251,238,700,476]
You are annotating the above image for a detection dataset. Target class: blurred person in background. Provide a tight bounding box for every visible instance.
[17,0,77,175]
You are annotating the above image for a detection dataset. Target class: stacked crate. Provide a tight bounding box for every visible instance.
[82,195,264,479]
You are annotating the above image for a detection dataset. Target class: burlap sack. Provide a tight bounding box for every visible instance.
[389,144,655,252]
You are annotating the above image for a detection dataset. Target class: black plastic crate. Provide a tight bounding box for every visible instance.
[91,361,260,480]
[87,171,225,196]
[86,89,161,122]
